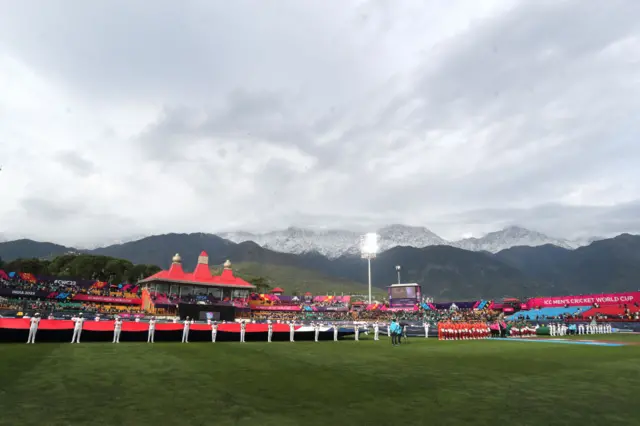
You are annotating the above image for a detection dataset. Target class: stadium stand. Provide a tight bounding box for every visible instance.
[580,305,640,319]
[476,300,490,310]
[508,306,590,320]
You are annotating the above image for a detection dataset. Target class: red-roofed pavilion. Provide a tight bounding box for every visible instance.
[138,252,255,300]
[270,287,284,295]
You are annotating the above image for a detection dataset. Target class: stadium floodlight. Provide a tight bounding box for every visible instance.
[395,265,401,284]
[360,233,379,304]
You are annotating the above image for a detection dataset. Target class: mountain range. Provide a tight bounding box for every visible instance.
[1,231,639,300]
[218,225,584,258]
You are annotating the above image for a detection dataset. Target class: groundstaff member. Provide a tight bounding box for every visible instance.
[27,312,40,344]
[148,316,156,343]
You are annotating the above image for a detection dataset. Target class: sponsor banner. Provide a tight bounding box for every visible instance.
[527,291,640,308]
[390,298,418,308]
[72,294,141,305]
[53,279,77,287]
[0,288,50,298]
[250,305,301,311]
[117,313,146,319]
[317,306,348,312]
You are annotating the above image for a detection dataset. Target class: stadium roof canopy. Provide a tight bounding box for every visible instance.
[138,252,255,289]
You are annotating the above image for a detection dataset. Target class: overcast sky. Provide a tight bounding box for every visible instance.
[1,0,640,247]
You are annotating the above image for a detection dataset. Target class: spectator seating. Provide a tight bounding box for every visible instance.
[508,306,590,320]
[580,305,640,318]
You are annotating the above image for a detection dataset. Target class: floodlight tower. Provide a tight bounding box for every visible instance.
[360,233,379,304]
[395,265,401,284]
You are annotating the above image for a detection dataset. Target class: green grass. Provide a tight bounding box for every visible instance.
[1,335,639,426]
[226,261,387,298]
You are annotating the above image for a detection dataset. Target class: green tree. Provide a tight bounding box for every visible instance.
[248,276,272,294]
[5,258,51,275]
[5,253,161,283]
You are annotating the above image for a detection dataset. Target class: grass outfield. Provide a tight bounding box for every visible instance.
[1,335,639,426]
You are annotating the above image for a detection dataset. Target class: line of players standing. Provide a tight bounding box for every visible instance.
[549,322,612,336]
[24,313,432,344]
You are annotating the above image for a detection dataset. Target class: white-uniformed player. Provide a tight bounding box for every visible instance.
[387,323,391,339]
[314,322,320,342]
[94,314,100,322]
[211,321,218,343]
[549,323,556,336]
[182,317,192,343]
[333,323,339,341]
[578,323,585,335]
[267,320,273,343]
[71,313,84,343]
[289,321,295,342]
[354,323,359,341]
[27,312,40,344]
[373,322,380,341]
[113,316,123,343]
[148,316,156,343]
[135,317,140,323]
[423,322,429,339]
[240,320,246,343]
[606,323,612,334]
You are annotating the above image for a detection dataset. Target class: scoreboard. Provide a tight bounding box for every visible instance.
[388,283,422,308]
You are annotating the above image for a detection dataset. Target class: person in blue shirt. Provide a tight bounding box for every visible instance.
[390,319,402,346]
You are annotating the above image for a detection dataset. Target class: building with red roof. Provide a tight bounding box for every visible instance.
[270,287,284,295]
[138,252,255,300]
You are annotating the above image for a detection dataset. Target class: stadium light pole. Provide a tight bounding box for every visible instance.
[360,233,379,304]
[395,265,401,284]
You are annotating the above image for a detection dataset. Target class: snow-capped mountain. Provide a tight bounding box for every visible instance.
[377,225,447,251]
[452,226,576,252]
[218,227,362,258]
[219,225,450,258]
[218,225,596,258]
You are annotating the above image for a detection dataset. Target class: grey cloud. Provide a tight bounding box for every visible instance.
[54,150,95,177]
[439,201,640,239]
[2,0,640,245]
[130,0,640,237]
[20,196,81,222]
